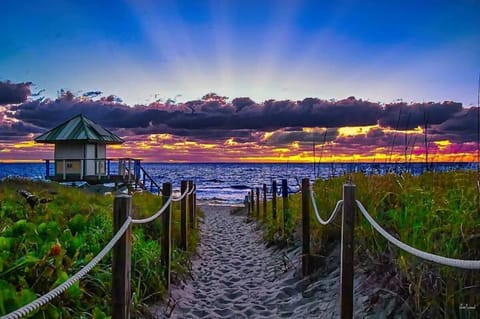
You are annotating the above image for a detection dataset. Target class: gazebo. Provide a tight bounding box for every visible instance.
[35,114,129,184]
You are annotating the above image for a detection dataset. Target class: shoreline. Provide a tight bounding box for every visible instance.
[197,199,245,207]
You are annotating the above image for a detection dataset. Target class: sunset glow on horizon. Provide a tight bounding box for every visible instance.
[1,1,479,163]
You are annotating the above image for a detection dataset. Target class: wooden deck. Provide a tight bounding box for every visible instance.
[43,158,162,193]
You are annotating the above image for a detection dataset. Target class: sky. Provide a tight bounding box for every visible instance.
[0,0,479,163]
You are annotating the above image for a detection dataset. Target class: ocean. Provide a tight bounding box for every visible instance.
[0,162,476,204]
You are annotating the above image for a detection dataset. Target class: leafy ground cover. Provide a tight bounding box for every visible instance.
[256,171,480,318]
[0,178,199,318]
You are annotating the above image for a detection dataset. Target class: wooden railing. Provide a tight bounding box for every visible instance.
[112,180,197,317]
[136,165,162,194]
[247,179,292,237]
[42,158,162,194]
[43,158,139,180]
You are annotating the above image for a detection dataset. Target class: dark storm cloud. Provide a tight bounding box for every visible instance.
[10,94,170,129]
[429,107,479,143]
[0,121,43,141]
[0,81,32,105]
[232,97,255,112]
[5,88,473,147]
[378,101,463,130]
[162,97,382,130]
[10,94,383,133]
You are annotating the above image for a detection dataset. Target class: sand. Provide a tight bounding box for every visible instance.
[150,204,374,318]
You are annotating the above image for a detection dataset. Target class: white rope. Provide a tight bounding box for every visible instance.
[356,200,480,270]
[310,190,343,225]
[171,186,190,202]
[131,196,173,224]
[2,217,132,319]
[187,185,196,196]
[3,182,196,318]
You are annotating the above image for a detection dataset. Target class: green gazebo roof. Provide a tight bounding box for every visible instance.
[34,114,124,144]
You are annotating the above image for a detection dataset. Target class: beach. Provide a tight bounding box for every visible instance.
[149,204,377,319]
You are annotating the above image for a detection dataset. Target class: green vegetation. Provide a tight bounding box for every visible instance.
[256,171,480,318]
[0,178,199,318]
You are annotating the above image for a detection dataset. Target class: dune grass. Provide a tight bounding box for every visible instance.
[256,171,480,318]
[0,178,199,318]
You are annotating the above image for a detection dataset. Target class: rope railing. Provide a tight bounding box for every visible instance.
[131,196,174,224]
[171,185,190,202]
[310,190,343,226]
[2,180,197,319]
[187,184,196,196]
[1,217,132,319]
[131,185,190,224]
[298,179,480,318]
[356,200,480,270]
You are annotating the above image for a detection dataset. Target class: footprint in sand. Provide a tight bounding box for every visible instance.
[150,204,373,319]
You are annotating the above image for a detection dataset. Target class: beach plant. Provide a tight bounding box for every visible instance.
[257,171,480,317]
[0,178,200,318]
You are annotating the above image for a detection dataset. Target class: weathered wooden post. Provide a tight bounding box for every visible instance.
[161,182,172,292]
[45,159,50,179]
[262,183,267,219]
[250,188,255,215]
[127,159,132,183]
[301,178,311,277]
[282,179,289,237]
[180,180,188,251]
[341,183,356,319]
[193,184,197,228]
[188,180,194,229]
[112,194,132,319]
[272,180,277,221]
[247,192,251,216]
[256,187,260,218]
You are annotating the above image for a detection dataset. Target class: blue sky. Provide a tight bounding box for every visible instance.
[1,0,479,106]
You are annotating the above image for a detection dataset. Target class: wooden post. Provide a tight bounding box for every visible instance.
[118,159,123,177]
[45,160,50,179]
[97,159,101,179]
[180,180,188,251]
[62,159,66,180]
[188,181,194,229]
[301,178,311,277]
[112,195,132,319]
[250,188,255,215]
[341,183,356,319]
[80,160,84,180]
[247,192,251,216]
[127,160,132,183]
[193,186,197,228]
[256,187,260,218]
[272,180,277,221]
[262,183,267,219]
[161,182,172,292]
[282,179,289,237]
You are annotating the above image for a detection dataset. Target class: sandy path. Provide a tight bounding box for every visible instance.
[151,205,369,318]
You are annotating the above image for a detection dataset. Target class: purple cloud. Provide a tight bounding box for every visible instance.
[0,81,32,105]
